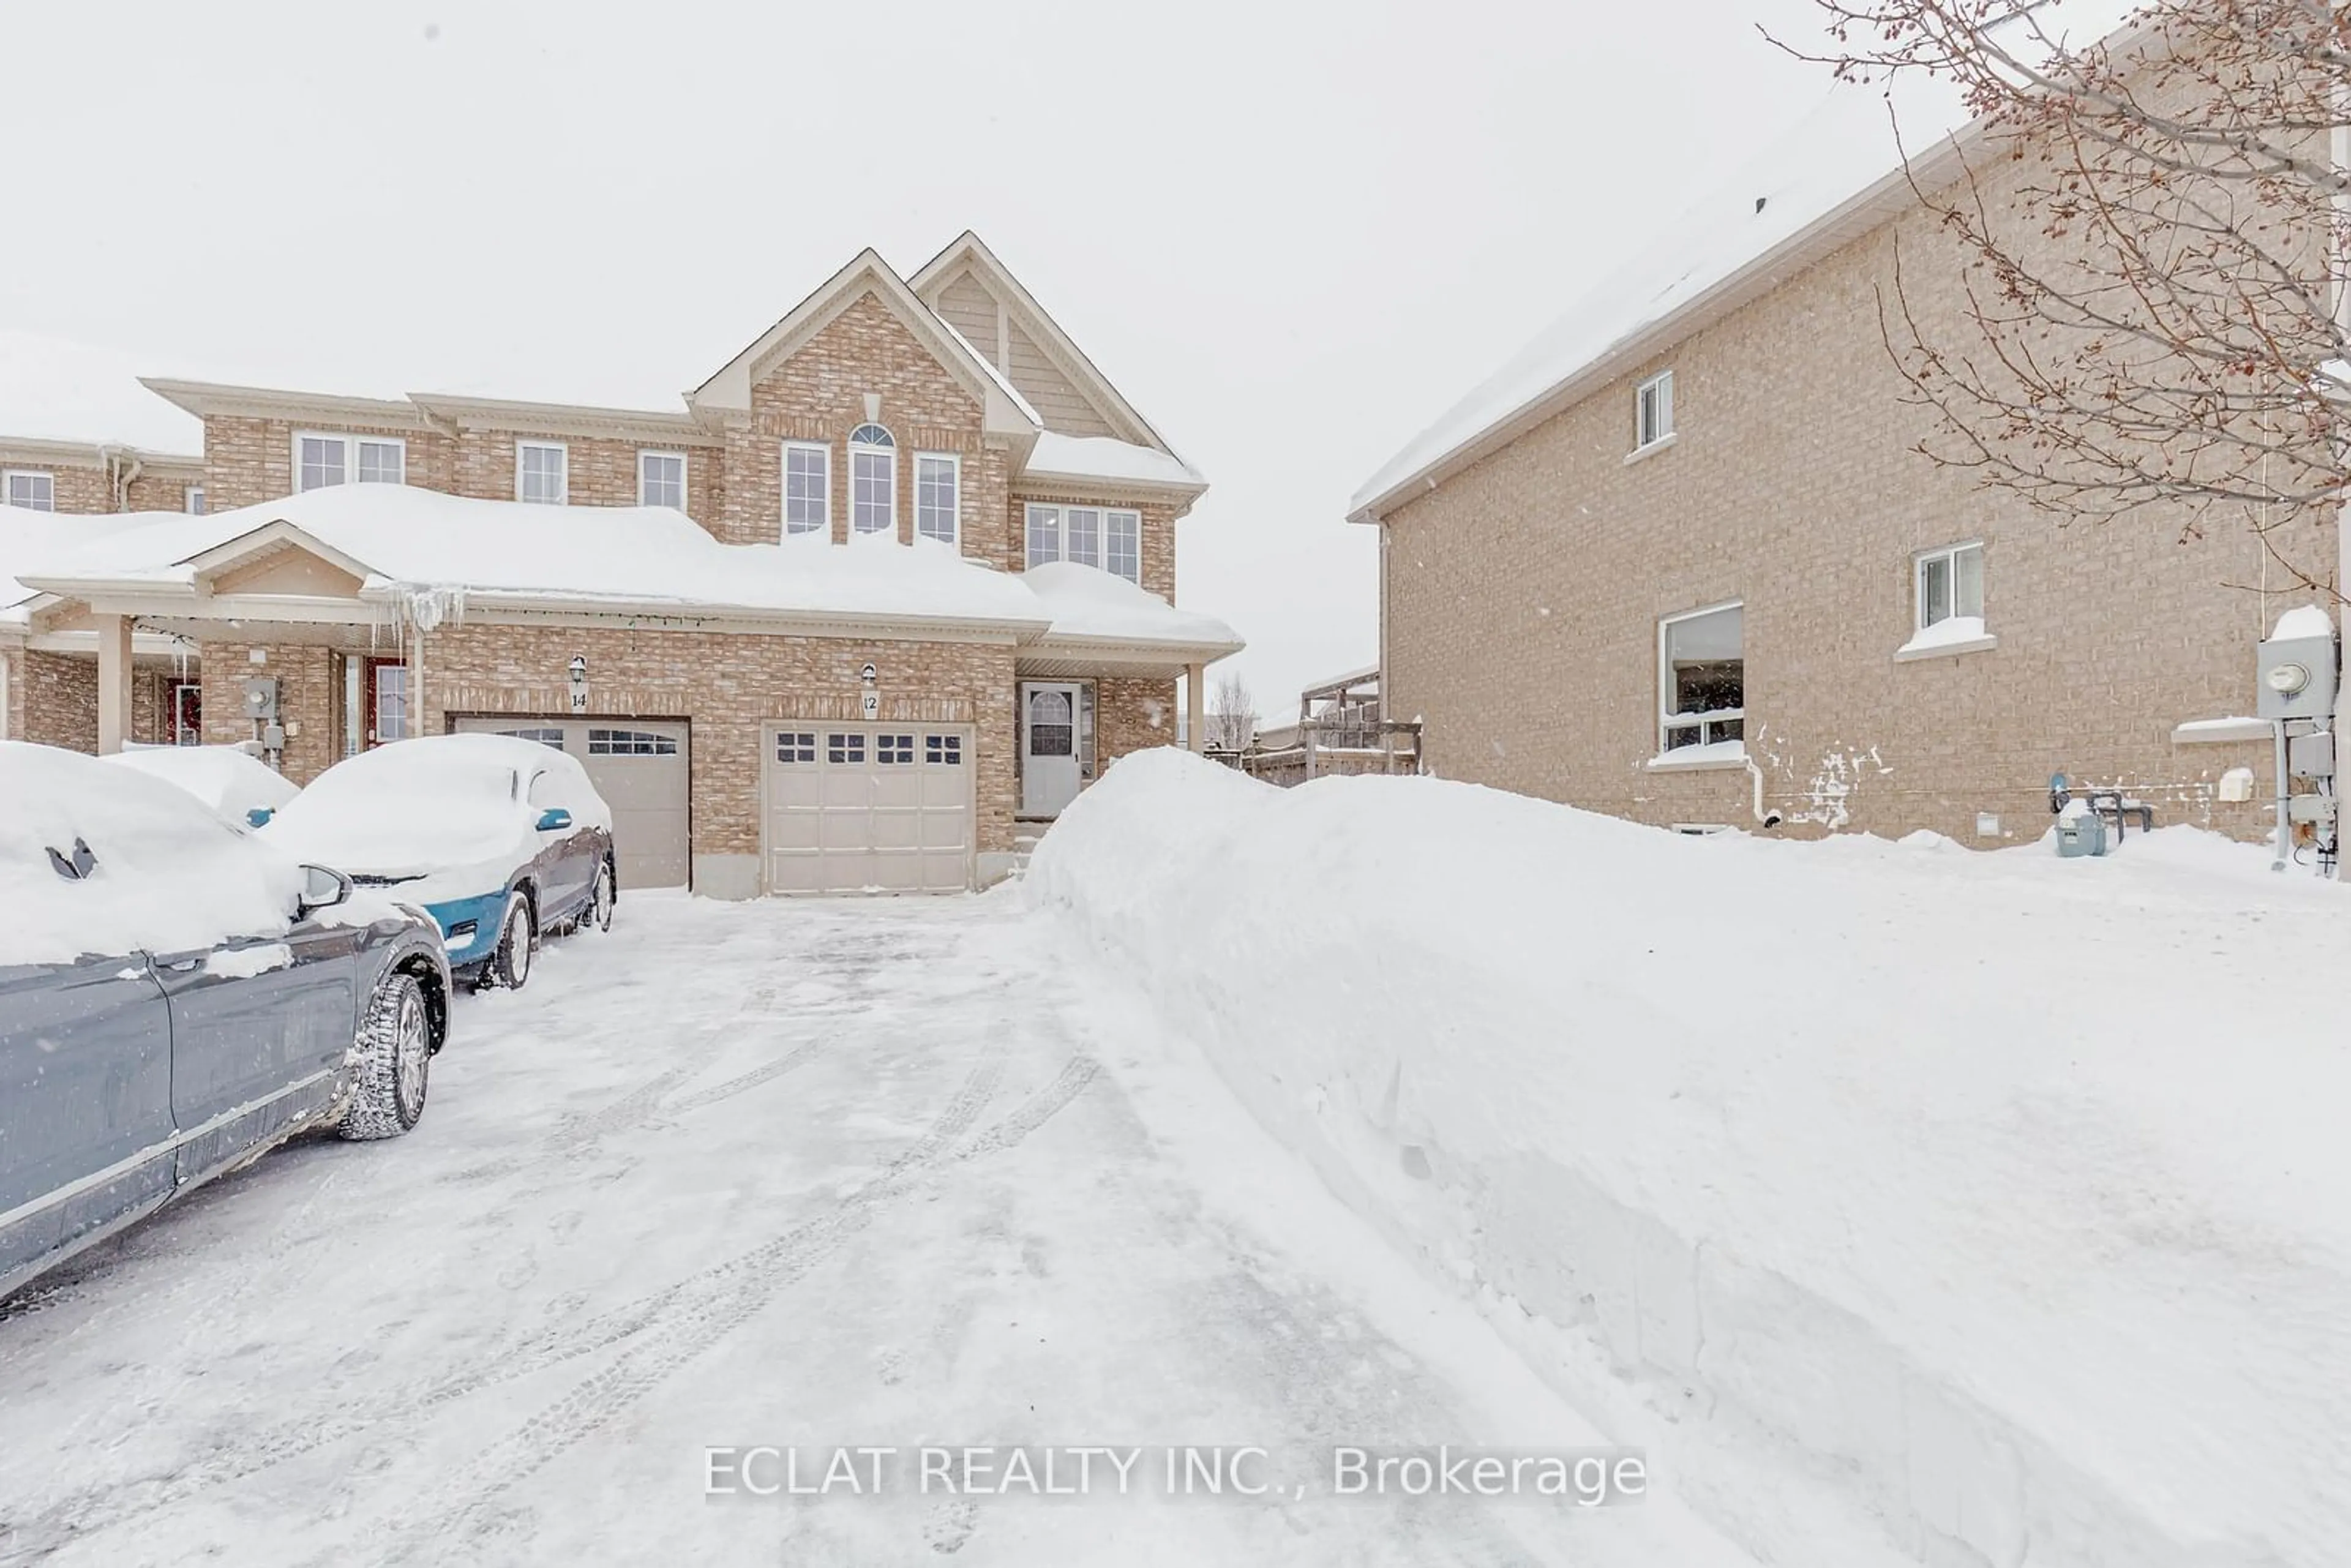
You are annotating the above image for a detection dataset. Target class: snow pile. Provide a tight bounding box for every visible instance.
[1020,560,1240,651]
[1031,751,2351,1568]
[0,741,305,966]
[2270,602,2335,641]
[1894,613,1992,656]
[264,733,611,902]
[100,745,298,825]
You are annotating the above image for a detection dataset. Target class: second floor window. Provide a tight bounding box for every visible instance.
[1024,503,1142,585]
[1916,542,1985,630]
[1635,370,1674,451]
[639,451,685,509]
[517,441,568,505]
[849,424,894,535]
[185,484,206,515]
[915,452,959,544]
[296,432,405,492]
[784,441,830,535]
[4,470,54,511]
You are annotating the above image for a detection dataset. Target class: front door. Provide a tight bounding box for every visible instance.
[1021,683,1082,817]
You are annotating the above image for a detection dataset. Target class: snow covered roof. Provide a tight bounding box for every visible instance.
[1019,560,1242,656]
[0,505,183,626]
[1021,432,1204,493]
[14,485,1241,655]
[1347,4,2151,523]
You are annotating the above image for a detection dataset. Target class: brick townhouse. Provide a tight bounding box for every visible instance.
[1,233,1240,895]
[1348,81,2330,848]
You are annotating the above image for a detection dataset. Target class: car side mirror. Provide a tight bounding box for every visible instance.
[536,807,574,832]
[247,806,276,828]
[298,863,353,917]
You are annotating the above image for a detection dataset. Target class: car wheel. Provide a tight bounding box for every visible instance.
[486,890,534,991]
[339,971,430,1141]
[587,861,614,933]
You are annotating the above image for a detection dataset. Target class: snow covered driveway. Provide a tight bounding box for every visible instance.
[0,892,1753,1567]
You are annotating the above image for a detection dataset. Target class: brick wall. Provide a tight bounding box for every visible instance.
[17,649,97,750]
[412,623,1019,861]
[202,417,454,512]
[197,642,340,783]
[1380,177,2328,845]
[126,474,199,513]
[1095,675,1180,766]
[726,291,988,547]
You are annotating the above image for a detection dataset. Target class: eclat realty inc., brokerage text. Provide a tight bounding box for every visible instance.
[705,1445,1648,1504]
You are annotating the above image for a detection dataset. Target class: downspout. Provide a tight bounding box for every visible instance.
[2334,66,2350,877]
[1743,753,1782,828]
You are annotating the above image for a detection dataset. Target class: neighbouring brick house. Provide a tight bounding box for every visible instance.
[1348,83,2332,848]
[2,233,1240,894]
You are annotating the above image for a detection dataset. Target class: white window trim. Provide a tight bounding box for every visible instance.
[2,469,55,511]
[293,430,407,492]
[637,449,688,510]
[1912,540,1985,632]
[184,484,206,514]
[516,440,569,505]
[782,440,831,537]
[913,451,961,546]
[1656,599,1745,758]
[1024,501,1144,583]
[1634,369,1675,454]
[848,429,896,535]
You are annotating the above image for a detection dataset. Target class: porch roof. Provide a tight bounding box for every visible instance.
[10,486,1243,661]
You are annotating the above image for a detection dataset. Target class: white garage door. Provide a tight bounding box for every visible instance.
[765,725,972,895]
[453,716,691,890]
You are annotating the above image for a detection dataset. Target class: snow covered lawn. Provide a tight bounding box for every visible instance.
[1031,754,2351,1568]
[0,891,1753,1567]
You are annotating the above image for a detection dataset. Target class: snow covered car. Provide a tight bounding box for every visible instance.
[0,741,451,1300]
[262,733,617,991]
[100,742,300,828]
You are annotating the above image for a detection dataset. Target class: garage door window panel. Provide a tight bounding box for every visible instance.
[590,728,679,757]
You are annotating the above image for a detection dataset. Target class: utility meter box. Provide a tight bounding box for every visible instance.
[2055,811,2109,858]
[241,677,280,722]
[2257,632,2337,721]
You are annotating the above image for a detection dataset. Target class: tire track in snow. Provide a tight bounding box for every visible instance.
[402,1049,1104,1559]
[0,1039,1039,1566]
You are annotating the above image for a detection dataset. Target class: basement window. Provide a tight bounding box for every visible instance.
[3,470,53,511]
[1659,601,1744,754]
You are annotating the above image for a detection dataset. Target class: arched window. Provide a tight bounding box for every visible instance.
[848,424,896,534]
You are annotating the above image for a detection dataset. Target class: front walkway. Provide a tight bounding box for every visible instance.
[0,894,1755,1567]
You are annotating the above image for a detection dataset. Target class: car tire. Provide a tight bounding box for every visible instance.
[587,861,615,934]
[339,971,430,1141]
[484,890,534,991]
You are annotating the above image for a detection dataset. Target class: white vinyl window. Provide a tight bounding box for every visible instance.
[1635,370,1674,451]
[1659,602,1744,754]
[849,424,895,535]
[294,432,406,492]
[517,441,568,505]
[185,484,206,514]
[4,470,54,511]
[1024,503,1142,584]
[783,441,830,536]
[914,452,960,545]
[638,450,686,509]
[1915,542,1985,631]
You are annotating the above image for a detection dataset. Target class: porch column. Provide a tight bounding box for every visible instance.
[1187,662,1206,754]
[96,614,133,754]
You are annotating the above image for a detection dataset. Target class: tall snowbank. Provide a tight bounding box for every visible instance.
[1030,751,2351,1567]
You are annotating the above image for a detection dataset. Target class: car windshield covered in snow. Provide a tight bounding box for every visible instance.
[0,740,305,967]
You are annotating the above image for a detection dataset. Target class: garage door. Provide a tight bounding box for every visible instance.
[453,717,691,890]
[765,725,972,895]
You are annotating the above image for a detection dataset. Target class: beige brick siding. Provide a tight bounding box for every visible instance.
[722,292,988,548]
[16,649,97,750]
[198,642,342,784]
[1381,192,2330,845]
[203,418,455,513]
[413,623,1019,861]
[1095,675,1180,765]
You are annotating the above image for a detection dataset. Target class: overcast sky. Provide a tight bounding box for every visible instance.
[0,0,1848,707]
